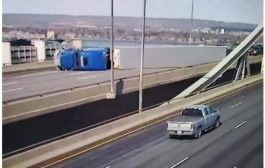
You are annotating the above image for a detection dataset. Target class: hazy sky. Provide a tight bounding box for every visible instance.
[3,0,263,24]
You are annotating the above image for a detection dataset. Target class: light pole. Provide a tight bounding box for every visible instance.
[139,0,146,113]
[189,0,194,46]
[107,0,116,99]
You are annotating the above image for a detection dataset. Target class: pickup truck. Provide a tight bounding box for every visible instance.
[167,104,220,139]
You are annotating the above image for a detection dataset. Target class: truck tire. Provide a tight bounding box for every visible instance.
[169,134,175,139]
[215,119,220,129]
[194,127,202,139]
[57,66,63,71]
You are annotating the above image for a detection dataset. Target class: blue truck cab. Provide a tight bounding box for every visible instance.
[78,48,110,70]
[58,49,78,70]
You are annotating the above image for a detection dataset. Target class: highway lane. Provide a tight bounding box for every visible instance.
[53,82,263,168]
[2,61,261,102]
[3,76,200,155]
[2,68,175,101]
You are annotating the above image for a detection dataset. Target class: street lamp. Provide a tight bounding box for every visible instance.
[189,0,194,46]
[107,0,116,99]
[139,0,146,113]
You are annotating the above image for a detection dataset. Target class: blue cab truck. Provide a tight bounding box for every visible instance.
[55,48,110,71]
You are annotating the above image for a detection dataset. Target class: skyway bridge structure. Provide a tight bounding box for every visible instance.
[3,24,263,167]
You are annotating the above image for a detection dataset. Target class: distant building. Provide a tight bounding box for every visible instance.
[202,27,211,34]
[10,39,32,46]
[47,30,55,39]
[215,29,220,35]
[221,29,225,35]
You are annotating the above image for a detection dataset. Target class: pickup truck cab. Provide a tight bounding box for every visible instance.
[167,105,220,139]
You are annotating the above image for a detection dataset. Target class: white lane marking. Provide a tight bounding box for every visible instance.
[234,121,247,129]
[230,102,242,109]
[3,88,23,93]
[2,82,18,86]
[105,166,111,168]
[3,71,61,79]
[69,72,88,76]
[169,157,189,168]
[78,75,97,80]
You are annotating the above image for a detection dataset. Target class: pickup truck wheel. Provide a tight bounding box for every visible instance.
[169,134,175,139]
[57,66,63,71]
[195,128,202,139]
[215,119,220,128]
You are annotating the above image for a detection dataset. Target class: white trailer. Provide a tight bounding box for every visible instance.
[2,42,12,66]
[113,46,227,69]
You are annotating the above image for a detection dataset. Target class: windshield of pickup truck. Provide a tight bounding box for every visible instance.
[182,108,203,117]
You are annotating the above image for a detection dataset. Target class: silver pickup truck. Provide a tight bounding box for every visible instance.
[167,104,220,139]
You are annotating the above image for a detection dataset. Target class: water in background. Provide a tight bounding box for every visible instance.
[83,40,189,48]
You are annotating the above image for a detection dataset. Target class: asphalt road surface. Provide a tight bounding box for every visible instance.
[2,68,174,101]
[3,76,200,156]
[2,62,261,102]
[53,82,263,168]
